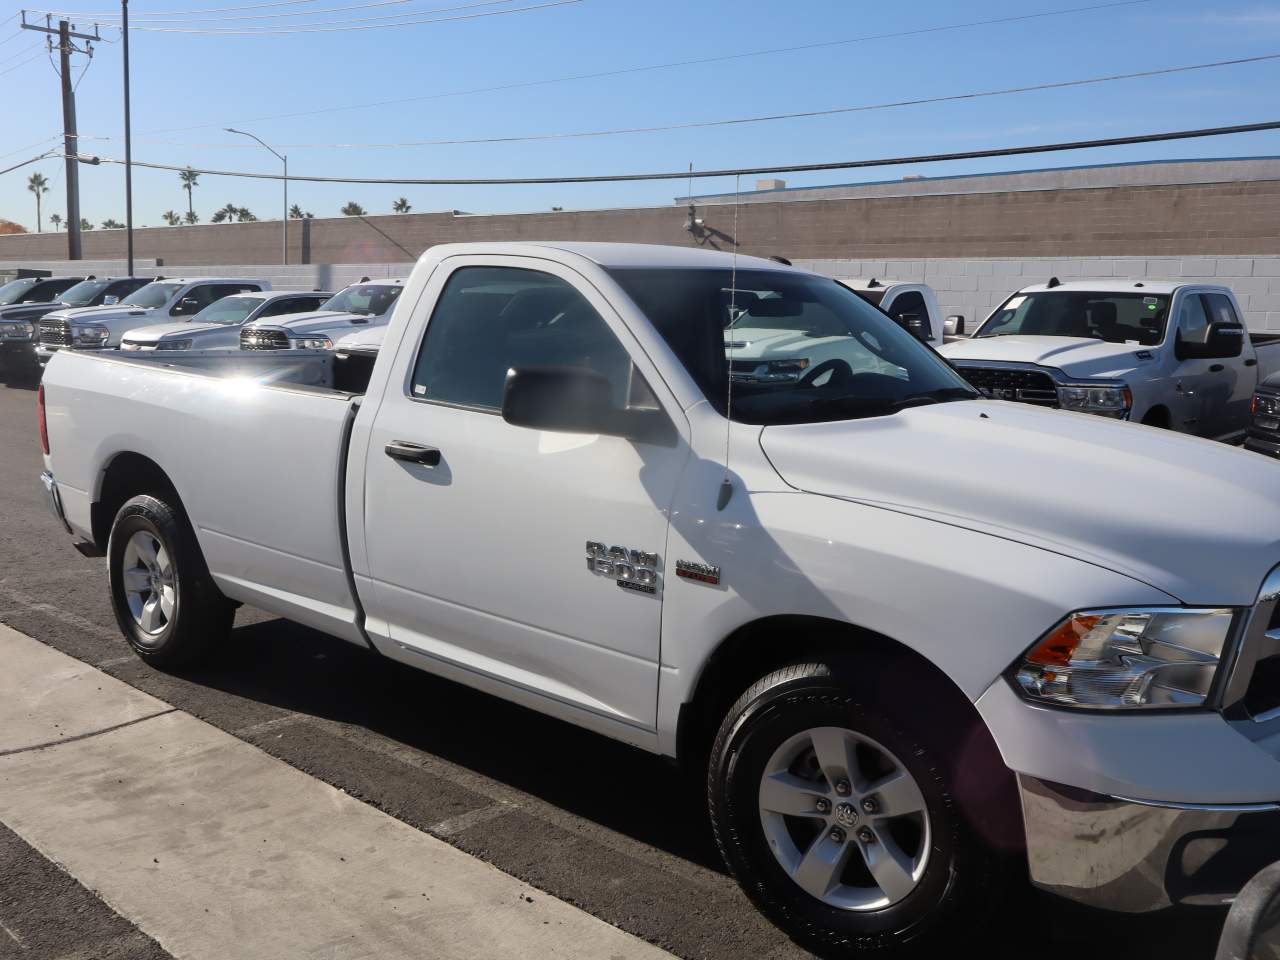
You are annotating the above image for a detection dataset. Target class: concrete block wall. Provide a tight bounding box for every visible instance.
[0,260,411,292]
[795,255,1280,332]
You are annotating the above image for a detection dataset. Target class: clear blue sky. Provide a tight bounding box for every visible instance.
[2,0,1280,232]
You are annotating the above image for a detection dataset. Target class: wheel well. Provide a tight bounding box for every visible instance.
[1141,405,1171,428]
[677,615,1024,849]
[91,453,181,550]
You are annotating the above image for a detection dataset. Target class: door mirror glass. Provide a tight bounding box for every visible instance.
[944,315,965,336]
[502,366,672,444]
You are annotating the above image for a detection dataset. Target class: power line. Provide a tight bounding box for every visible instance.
[115,50,1280,151]
[37,0,330,17]
[0,47,48,77]
[139,0,1155,134]
[65,119,1280,186]
[41,0,583,33]
[47,0,520,24]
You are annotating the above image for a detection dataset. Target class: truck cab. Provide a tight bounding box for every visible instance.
[940,280,1280,440]
[37,278,270,363]
[838,279,946,348]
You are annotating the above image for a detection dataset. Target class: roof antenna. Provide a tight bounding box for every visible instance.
[717,173,741,512]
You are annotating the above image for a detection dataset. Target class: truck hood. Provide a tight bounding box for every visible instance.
[122,321,227,343]
[246,310,384,339]
[759,400,1280,605]
[940,335,1152,379]
[44,303,157,328]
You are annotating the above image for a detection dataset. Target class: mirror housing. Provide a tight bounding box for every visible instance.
[1177,321,1245,360]
[173,297,201,315]
[944,315,966,337]
[895,312,932,342]
[502,366,673,445]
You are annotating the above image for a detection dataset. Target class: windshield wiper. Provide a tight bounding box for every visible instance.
[809,387,976,419]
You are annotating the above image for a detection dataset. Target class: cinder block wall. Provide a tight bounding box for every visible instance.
[796,256,1280,331]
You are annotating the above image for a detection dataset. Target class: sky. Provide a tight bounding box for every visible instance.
[2,0,1280,232]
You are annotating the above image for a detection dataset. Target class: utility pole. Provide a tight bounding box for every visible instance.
[21,14,100,261]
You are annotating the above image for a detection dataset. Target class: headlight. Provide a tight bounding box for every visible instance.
[155,339,193,351]
[292,337,333,350]
[74,325,109,344]
[1015,608,1236,709]
[0,322,22,336]
[1057,383,1132,418]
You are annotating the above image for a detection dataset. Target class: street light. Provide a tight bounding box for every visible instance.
[225,127,287,265]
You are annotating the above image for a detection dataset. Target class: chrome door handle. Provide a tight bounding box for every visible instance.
[385,441,441,467]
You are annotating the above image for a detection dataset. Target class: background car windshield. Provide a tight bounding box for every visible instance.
[58,280,112,306]
[195,296,259,325]
[122,282,182,308]
[0,278,37,305]
[607,268,975,425]
[977,291,1170,346]
[321,284,402,316]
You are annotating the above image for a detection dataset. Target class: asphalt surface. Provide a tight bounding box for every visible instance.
[0,361,1230,959]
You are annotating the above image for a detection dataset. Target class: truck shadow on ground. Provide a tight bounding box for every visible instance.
[161,614,1229,960]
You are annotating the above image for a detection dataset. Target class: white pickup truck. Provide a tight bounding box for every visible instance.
[38,243,1280,954]
[239,278,404,351]
[37,277,270,363]
[940,280,1280,440]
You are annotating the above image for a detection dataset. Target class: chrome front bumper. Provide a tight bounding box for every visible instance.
[1019,775,1280,912]
[40,471,71,535]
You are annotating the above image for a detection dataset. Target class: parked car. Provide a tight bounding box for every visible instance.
[39,242,1280,954]
[120,291,333,352]
[37,278,271,363]
[0,275,87,364]
[839,278,949,347]
[940,279,1280,440]
[240,278,404,351]
[1245,372,1280,458]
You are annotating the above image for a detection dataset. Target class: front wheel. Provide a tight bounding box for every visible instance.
[708,661,1016,955]
[108,494,234,668]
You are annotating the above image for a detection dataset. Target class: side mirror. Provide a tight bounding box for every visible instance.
[502,366,673,445]
[895,312,932,342]
[1177,321,1245,361]
[173,297,200,315]
[945,315,966,337]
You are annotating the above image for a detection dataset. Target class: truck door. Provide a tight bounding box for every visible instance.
[1202,292,1252,438]
[1170,291,1215,436]
[360,258,689,732]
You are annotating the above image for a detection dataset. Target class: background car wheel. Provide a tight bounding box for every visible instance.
[708,660,1017,955]
[107,494,233,668]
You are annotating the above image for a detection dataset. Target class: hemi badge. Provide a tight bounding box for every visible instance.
[676,560,721,586]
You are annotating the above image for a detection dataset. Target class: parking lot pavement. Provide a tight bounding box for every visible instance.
[0,375,1229,959]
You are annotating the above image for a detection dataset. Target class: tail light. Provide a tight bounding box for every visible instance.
[37,383,49,454]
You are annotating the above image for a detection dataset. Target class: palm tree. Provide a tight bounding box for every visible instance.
[102,219,124,229]
[392,197,411,214]
[179,168,199,222]
[289,204,304,219]
[162,210,181,226]
[211,203,238,224]
[49,213,63,231]
[235,207,257,222]
[341,201,366,216]
[80,218,93,231]
[27,173,49,232]
[184,210,199,225]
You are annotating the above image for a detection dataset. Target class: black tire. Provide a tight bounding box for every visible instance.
[107,493,234,668]
[708,660,1017,956]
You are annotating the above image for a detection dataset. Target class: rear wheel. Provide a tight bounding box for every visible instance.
[708,660,1016,955]
[108,494,233,668]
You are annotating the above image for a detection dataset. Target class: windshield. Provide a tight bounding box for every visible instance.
[193,296,259,325]
[321,284,402,316]
[0,278,38,305]
[607,268,976,425]
[122,282,182,308]
[58,279,113,307]
[977,291,1171,346]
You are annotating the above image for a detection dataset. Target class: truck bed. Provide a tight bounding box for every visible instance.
[1253,335,1280,383]
[40,349,367,645]
[95,347,377,395]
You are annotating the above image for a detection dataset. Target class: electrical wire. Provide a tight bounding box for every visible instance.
[63,119,1280,186]
[49,0,519,24]
[0,136,61,162]
[0,47,48,77]
[116,51,1280,150]
[36,0,332,18]
[139,0,1156,134]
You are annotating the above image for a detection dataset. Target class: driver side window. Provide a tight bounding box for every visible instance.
[1177,294,1211,345]
[410,266,636,412]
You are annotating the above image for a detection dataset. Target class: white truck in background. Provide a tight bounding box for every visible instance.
[239,278,404,351]
[37,242,1280,955]
[37,278,270,363]
[940,279,1280,440]
[838,279,950,347]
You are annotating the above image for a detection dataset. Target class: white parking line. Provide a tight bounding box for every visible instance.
[0,626,674,960]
